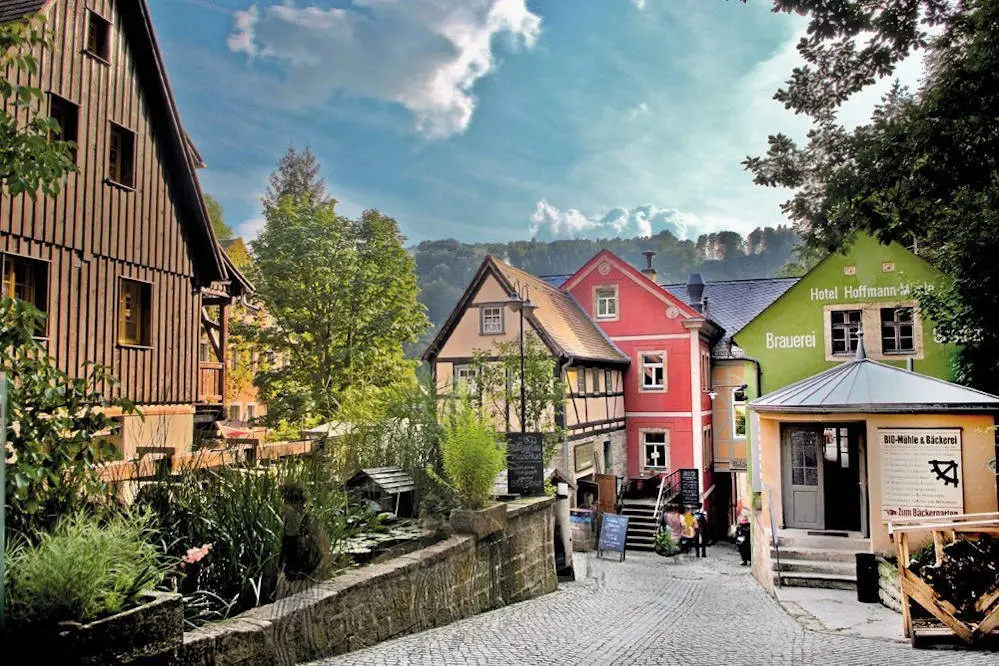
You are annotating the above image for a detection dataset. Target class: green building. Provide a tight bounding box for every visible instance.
[733,234,959,393]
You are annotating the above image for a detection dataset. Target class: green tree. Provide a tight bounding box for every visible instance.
[741,0,999,390]
[469,335,566,463]
[204,193,233,240]
[1,15,76,197]
[262,146,330,214]
[251,182,429,423]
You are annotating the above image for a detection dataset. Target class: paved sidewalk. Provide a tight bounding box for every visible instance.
[777,586,906,642]
[307,544,992,665]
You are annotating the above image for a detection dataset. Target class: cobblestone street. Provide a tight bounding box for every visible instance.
[309,545,992,666]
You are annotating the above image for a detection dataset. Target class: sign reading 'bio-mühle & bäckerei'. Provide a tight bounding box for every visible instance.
[879,428,964,521]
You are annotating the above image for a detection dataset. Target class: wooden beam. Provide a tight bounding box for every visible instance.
[900,571,972,643]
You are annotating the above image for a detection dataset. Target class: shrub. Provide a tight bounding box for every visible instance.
[3,511,165,631]
[1,297,134,534]
[137,455,352,625]
[437,396,505,510]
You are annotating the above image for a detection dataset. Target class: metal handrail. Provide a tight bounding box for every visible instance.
[767,486,782,588]
[653,469,683,524]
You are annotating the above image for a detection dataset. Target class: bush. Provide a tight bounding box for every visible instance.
[137,455,352,625]
[1,297,134,534]
[437,396,505,510]
[3,511,165,631]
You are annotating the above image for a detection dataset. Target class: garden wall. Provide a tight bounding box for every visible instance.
[175,497,557,666]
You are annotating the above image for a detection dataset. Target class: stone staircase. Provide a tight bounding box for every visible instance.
[772,530,869,590]
[620,498,658,551]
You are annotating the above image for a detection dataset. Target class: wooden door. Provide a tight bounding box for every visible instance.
[782,427,824,530]
[595,474,617,514]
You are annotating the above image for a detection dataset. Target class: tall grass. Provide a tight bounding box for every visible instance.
[438,396,506,510]
[3,511,166,631]
[137,454,352,625]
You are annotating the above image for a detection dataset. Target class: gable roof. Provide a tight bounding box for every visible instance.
[732,234,948,344]
[664,277,799,357]
[563,249,705,320]
[0,0,47,23]
[423,256,629,365]
[751,353,999,413]
[1,0,227,285]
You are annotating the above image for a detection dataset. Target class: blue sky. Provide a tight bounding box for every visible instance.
[147,1,918,244]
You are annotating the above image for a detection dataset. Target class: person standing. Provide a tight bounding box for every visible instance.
[693,502,708,558]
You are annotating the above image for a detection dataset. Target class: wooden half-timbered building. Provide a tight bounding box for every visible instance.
[423,256,630,490]
[0,0,249,456]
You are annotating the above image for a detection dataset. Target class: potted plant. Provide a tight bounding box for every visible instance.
[3,511,180,665]
[435,396,507,538]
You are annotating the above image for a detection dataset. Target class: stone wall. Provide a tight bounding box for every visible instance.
[175,497,556,666]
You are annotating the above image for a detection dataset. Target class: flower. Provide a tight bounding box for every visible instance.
[4,441,15,465]
[181,543,213,567]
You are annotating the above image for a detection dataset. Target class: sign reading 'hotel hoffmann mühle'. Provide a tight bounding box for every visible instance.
[880,428,964,520]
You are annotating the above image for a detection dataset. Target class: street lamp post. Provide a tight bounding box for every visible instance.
[510,285,537,432]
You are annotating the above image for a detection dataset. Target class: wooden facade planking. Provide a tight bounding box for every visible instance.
[1,0,224,408]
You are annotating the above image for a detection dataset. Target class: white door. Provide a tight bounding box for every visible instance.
[783,428,824,530]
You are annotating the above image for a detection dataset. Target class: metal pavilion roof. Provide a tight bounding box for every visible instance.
[751,337,999,414]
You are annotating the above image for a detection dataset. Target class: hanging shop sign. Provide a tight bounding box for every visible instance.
[879,428,964,521]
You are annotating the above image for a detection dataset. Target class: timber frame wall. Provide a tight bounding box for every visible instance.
[1,0,222,407]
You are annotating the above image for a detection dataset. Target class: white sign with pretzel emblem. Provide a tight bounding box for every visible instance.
[879,428,964,521]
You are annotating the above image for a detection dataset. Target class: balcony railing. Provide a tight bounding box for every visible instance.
[199,361,223,404]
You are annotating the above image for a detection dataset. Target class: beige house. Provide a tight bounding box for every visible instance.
[423,256,630,489]
[748,341,999,592]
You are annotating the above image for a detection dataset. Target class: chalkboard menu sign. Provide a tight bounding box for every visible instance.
[597,513,629,561]
[680,468,700,508]
[507,432,545,496]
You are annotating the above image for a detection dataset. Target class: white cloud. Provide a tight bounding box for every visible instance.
[237,216,267,240]
[227,0,541,139]
[626,101,650,119]
[530,200,704,241]
[632,0,647,9]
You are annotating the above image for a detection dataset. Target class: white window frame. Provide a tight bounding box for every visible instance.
[479,305,504,335]
[639,351,666,392]
[732,387,747,439]
[228,404,241,422]
[246,403,256,420]
[642,429,669,471]
[594,285,619,320]
[454,364,477,392]
[880,306,916,355]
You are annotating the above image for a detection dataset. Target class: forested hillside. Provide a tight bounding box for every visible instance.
[414,225,799,348]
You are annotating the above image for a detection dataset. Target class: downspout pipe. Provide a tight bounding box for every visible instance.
[558,355,575,477]
[739,354,764,494]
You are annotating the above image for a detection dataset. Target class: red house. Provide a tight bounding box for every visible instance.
[561,251,722,500]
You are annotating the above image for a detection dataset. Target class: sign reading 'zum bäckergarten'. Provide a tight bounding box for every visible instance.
[879,428,964,521]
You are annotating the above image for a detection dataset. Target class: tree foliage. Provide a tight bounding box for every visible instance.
[205,194,233,240]
[742,0,999,390]
[469,335,565,463]
[1,15,76,198]
[250,152,428,424]
[262,146,330,215]
[1,298,134,534]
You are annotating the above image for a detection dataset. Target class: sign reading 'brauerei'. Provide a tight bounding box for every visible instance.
[507,432,544,497]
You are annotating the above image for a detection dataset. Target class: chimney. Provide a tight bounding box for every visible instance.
[686,273,705,312]
[641,251,657,282]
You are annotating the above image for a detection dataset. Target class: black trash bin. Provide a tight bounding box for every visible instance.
[856,552,879,603]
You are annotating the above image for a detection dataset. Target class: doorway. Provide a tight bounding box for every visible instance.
[781,424,863,532]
